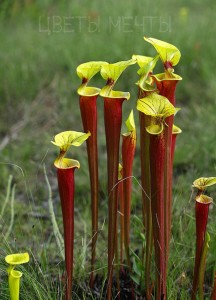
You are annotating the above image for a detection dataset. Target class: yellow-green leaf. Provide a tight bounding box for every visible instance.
[174,107,181,115]
[132,55,153,68]
[198,232,210,299]
[195,194,213,205]
[193,177,216,190]
[51,131,91,152]
[125,110,135,132]
[118,163,123,180]
[10,269,22,278]
[77,61,107,81]
[5,253,30,265]
[205,232,211,243]
[152,72,182,81]
[136,82,158,92]
[100,86,130,100]
[135,55,159,91]
[100,59,135,99]
[77,85,101,96]
[100,59,136,82]
[54,157,80,169]
[137,55,159,77]
[144,37,181,66]
[6,252,29,300]
[137,93,176,119]
[146,123,164,135]
[172,124,182,134]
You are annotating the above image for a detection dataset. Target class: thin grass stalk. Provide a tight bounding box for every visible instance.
[119,186,124,269]
[104,97,124,300]
[79,94,99,286]
[117,165,124,267]
[171,125,182,164]
[211,271,216,300]
[5,184,16,240]
[118,163,135,300]
[139,112,152,299]
[115,208,121,300]
[115,165,123,299]
[0,175,13,219]
[43,164,64,260]
[198,232,210,300]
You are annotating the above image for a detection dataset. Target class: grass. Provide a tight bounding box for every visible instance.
[0,0,216,299]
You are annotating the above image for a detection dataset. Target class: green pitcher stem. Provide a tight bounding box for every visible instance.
[8,269,22,300]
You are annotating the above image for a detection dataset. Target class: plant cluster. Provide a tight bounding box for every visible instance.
[2,37,215,300]
[50,37,216,300]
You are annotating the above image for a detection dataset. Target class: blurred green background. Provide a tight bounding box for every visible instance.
[0,0,215,298]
